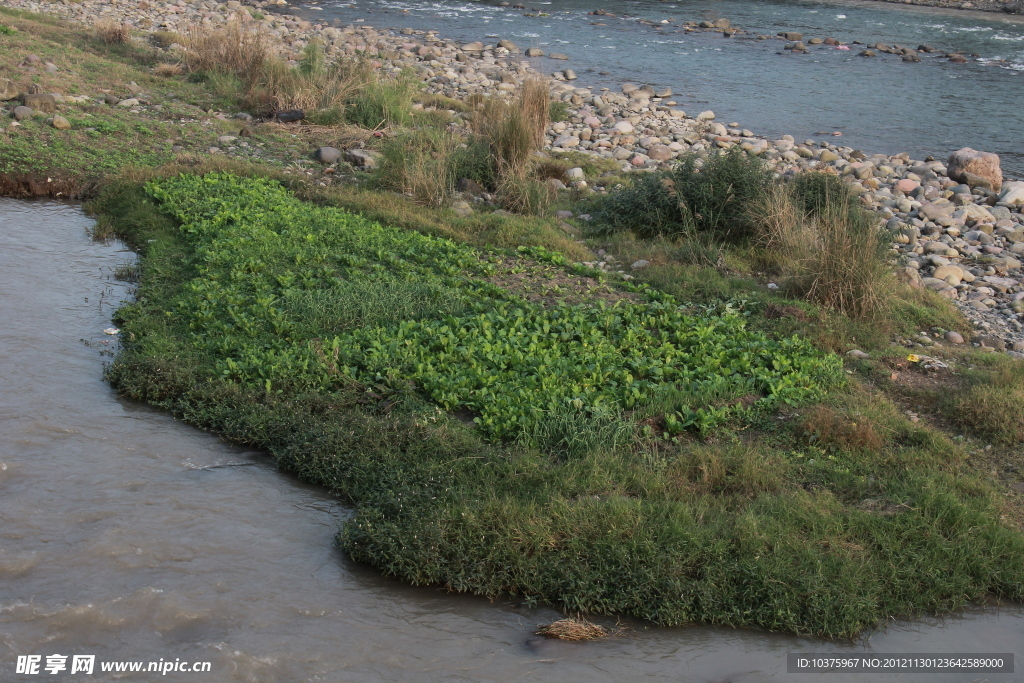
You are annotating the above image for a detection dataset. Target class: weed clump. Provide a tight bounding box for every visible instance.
[343,76,416,129]
[94,18,130,44]
[753,171,893,318]
[179,25,373,120]
[470,79,552,213]
[536,617,610,641]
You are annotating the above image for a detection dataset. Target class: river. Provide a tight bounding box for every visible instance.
[291,0,1024,176]
[1,199,1022,680]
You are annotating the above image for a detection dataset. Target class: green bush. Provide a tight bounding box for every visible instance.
[593,147,774,243]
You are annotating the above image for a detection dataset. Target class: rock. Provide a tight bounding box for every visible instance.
[859,49,877,57]
[547,178,567,191]
[611,120,634,134]
[461,41,484,51]
[695,110,715,121]
[846,349,870,359]
[973,335,1007,350]
[50,115,71,130]
[314,146,342,164]
[345,148,378,169]
[932,264,963,283]
[564,167,585,181]
[497,39,518,50]
[0,78,18,101]
[563,69,577,80]
[22,93,56,112]
[549,53,569,60]
[919,202,953,221]
[555,210,574,219]
[631,259,650,270]
[525,48,544,57]
[451,200,473,217]
[946,147,1002,192]
[116,98,140,108]
[943,331,965,344]
[646,144,674,161]
[12,105,33,120]
[997,181,1024,207]
[819,150,839,163]
[896,178,920,193]
[276,109,305,123]
[778,31,803,41]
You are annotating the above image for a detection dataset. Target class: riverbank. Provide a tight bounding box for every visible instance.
[2,5,1024,639]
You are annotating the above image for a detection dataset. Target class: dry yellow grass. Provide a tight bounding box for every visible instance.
[94,19,131,44]
[153,62,184,78]
[535,616,610,641]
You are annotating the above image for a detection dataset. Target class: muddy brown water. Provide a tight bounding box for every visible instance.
[1,198,1022,682]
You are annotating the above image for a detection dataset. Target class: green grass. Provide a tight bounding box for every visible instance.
[91,173,1024,639]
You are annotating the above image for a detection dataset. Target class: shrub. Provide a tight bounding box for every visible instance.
[375,128,462,206]
[149,31,181,48]
[498,174,554,215]
[592,147,774,243]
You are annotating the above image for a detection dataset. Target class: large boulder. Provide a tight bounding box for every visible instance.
[946,147,1002,192]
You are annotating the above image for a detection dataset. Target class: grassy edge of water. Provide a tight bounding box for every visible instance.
[83,174,1024,640]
